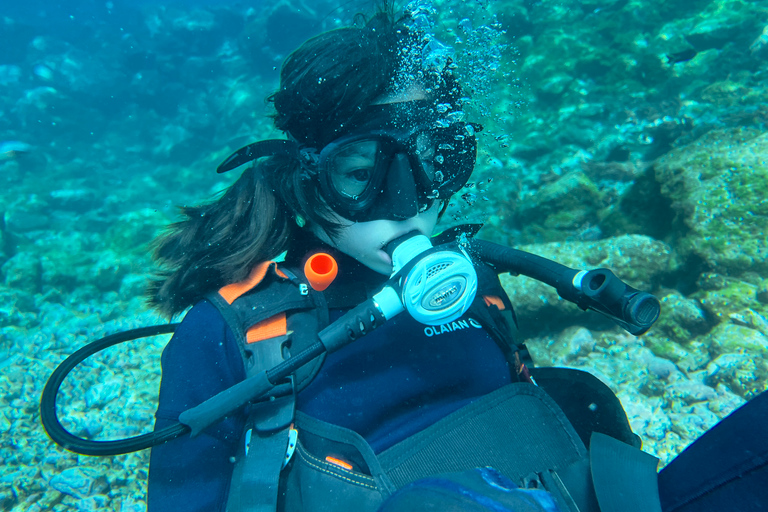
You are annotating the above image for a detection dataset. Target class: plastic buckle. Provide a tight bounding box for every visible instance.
[244,335,297,433]
[252,375,296,433]
[283,426,298,469]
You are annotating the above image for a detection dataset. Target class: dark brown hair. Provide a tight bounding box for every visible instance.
[147,4,464,317]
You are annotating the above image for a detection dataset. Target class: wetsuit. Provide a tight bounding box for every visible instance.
[147,241,512,512]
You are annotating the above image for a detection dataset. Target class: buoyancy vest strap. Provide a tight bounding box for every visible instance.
[589,432,661,512]
[247,313,287,344]
[226,427,292,512]
[220,261,289,304]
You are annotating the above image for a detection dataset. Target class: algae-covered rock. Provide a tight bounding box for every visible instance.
[649,291,710,343]
[706,351,768,399]
[654,127,768,275]
[691,279,768,319]
[706,321,768,358]
[516,171,603,243]
[684,0,763,50]
[692,278,767,320]
[499,234,675,327]
[2,252,42,294]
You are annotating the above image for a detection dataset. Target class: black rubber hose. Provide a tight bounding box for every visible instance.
[40,324,189,456]
[178,299,385,436]
[470,238,660,334]
[470,239,581,302]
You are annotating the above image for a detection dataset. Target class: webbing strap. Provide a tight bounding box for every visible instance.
[590,432,661,512]
[219,261,288,304]
[226,428,291,512]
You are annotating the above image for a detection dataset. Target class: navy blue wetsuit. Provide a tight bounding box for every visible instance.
[147,245,512,511]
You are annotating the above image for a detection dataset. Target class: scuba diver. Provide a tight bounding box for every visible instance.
[39,3,766,512]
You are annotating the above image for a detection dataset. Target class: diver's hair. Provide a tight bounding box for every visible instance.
[147,1,464,317]
[269,7,411,149]
[146,160,293,317]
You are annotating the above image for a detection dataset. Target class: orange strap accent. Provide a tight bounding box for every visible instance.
[325,456,353,471]
[246,312,287,344]
[218,261,288,305]
[483,295,506,311]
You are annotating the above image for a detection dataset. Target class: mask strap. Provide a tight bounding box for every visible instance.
[216,139,299,174]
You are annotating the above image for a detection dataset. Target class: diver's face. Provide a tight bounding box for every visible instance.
[311,203,441,275]
[310,85,442,275]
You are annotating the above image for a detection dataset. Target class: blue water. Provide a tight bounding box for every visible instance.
[1,0,767,510]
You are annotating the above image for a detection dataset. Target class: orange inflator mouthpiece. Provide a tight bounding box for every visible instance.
[304,253,338,291]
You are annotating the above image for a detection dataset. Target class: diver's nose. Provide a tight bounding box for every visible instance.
[368,153,419,220]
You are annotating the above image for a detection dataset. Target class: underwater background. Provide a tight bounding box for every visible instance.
[1,0,767,510]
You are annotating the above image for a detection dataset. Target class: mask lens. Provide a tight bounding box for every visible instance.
[327,140,378,199]
[412,132,436,181]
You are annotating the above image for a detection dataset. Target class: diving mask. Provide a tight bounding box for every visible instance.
[301,118,479,221]
[216,101,480,222]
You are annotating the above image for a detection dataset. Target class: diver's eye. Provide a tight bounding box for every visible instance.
[328,140,378,199]
[345,167,373,184]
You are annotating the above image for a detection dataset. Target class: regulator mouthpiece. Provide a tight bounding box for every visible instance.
[379,232,478,326]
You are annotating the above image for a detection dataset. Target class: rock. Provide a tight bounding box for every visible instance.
[2,252,42,293]
[91,253,131,292]
[48,189,101,212]
[706,321,768,358]
[72,494,110,512]
[665,380,718,404]
[516,171,603,242]
[684,0,759,50]
[119,274,148,297]
[49,467,97,500]
[120,498,147,512]
[551,326,596,363]
[4,210,51,232]
[693,278,765,321]
[705,350,768,399]
[655,127,768,276]
[84,380,122,409]
[646,356,678,380]
[650,291,710,343]
[105,208,168,253]
[668,404,719,440]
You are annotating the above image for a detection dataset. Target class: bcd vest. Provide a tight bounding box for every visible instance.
[204,257,659,512]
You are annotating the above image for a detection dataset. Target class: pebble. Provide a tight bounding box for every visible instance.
[49,467,96,500]
[84,380,122,409]
[647,356,678,380]
[666,380,718,404]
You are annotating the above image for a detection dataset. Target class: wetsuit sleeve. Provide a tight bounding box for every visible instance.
[147,300,247,512]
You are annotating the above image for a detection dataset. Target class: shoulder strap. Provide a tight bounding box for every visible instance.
[205,261,328,382]
[470,261,535,382]
[207,261,329,512]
